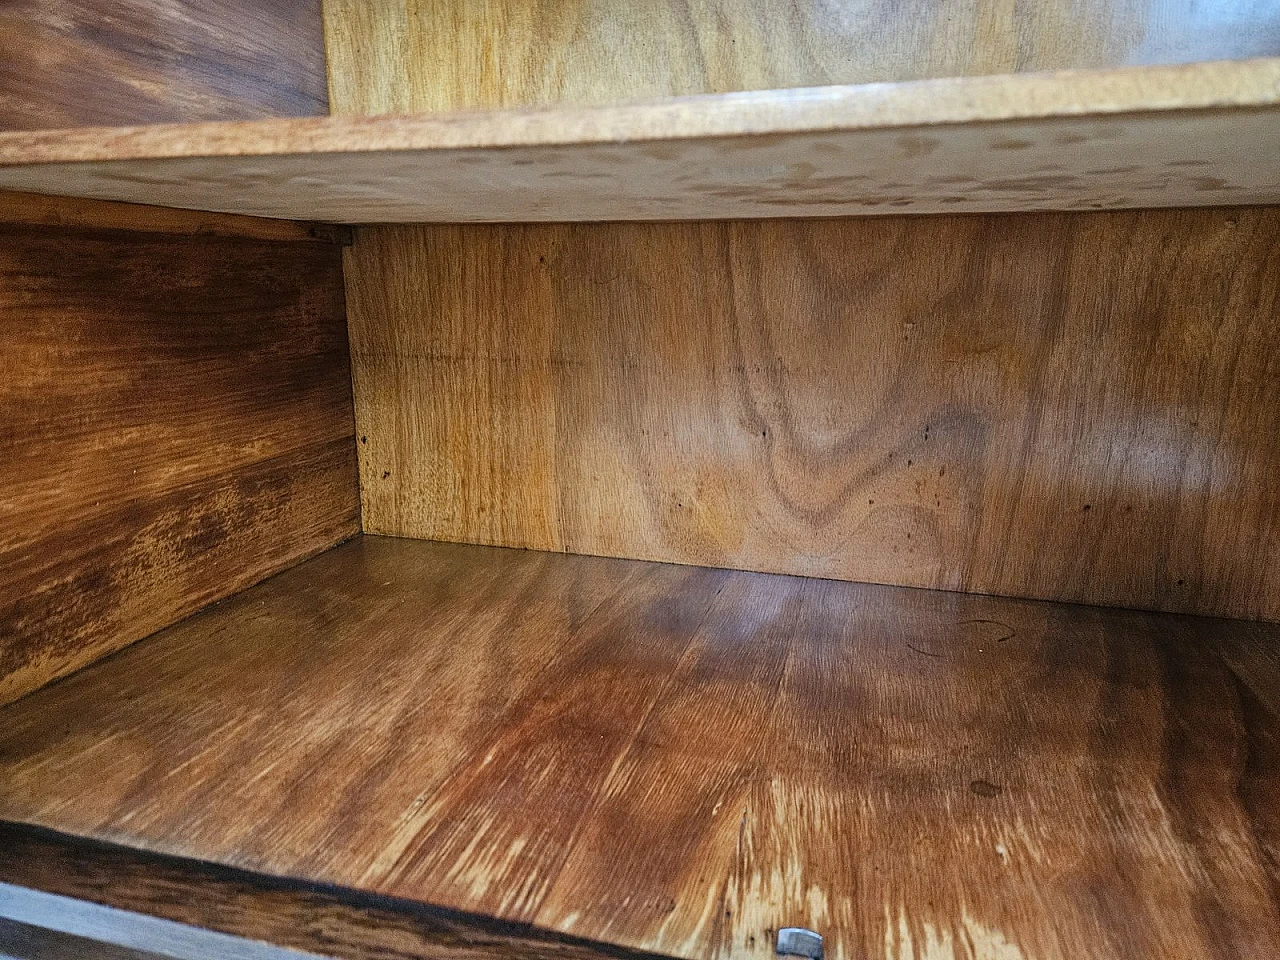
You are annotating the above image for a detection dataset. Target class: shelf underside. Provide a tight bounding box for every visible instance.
[1,536,1278,960]
[0,59,1277,223]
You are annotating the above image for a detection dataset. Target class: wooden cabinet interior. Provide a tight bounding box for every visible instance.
[0,2,1279,959]
[345,210,1280,622]
[2,537,1278,960]
[0,191,359,707]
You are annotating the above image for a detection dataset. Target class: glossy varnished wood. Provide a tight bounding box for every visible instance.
[0,60,1277,222]
[323,0,1280,113]
[0,825,665,960]
[0,0,328,131]
[0,195,359,705]
[346,208,1280,622]
[0,536,1276,960]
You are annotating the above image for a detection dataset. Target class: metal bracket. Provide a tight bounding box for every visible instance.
[776,927,823,959]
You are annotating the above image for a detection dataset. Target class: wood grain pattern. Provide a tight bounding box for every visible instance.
[323,0,1280,114]
[0,0,328,131]
[345,209,1280,622]
[0,825,668,960]
[0,190,350,244]
[0,536,1276,960]
[0,59,1277,222]
[1196,618,1280,719]
[0,200,359,706]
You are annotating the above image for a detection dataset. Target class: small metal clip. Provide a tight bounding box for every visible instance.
[776,927,823,959]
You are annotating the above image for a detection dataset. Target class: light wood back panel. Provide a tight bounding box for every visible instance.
[0,192,359,706]
[0,0,328,131]
[346,209,1280,622]
[323,0,1280,113]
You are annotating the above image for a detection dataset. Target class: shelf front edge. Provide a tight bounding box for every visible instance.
[0,58,1275,222]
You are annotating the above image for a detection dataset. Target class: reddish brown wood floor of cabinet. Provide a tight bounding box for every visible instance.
[0,536,1276,960]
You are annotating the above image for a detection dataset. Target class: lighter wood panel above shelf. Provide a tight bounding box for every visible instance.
[1,536,1278,960]
[323,0,1280,113]
[0,59,1277,222]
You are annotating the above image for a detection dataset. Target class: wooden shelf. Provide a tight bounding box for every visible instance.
[1,536,1278,960]
[0,59,1277,223]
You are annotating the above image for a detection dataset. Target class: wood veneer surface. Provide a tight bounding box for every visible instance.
[346,208,1280,622]
[0,194,359,706]
[0,0,328,131]
[0,60,1277,221]
[0,825,667,960]
[323,0,1280,113]
[0,536,1276,960]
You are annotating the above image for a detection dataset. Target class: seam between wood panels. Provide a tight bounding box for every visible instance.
[339,236,366,534]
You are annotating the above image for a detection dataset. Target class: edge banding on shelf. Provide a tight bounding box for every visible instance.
[0,58,1276,222]
[2,58,1278,161]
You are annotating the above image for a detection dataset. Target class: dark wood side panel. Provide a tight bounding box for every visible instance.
[0,0,328,130]
[345,209,1280,621]
[0,193,359,706]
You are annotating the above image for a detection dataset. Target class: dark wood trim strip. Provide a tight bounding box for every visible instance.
[0,886,319,960]
[0,823,676,960]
